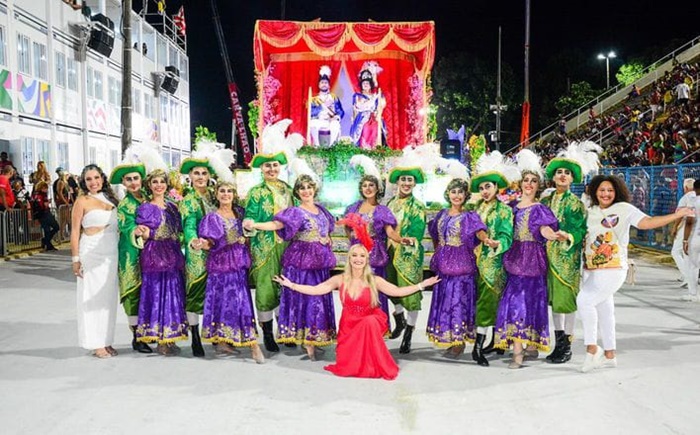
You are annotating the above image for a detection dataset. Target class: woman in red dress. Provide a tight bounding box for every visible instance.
[274,243,440,380]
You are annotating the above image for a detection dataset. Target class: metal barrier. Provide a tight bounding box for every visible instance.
[0,205,72,256]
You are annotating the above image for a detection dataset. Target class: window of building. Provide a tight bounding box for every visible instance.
[133,88,142,114]
[33,42,48,80]
[160,95,168,122]
[93,70,103,100]
[110,149,118,172]
[88,146,97,165]
[57,142,69,170]
[108,76,119,105]
[144,93,153,118]
[17,34,31,75]
[36,139,50,166]
[156,35,166,68]
[168,45,177,69]
[0,26,7,66]
[179,55,188,82]
[55,52,66,88]
[67,57,78,91]
[20,137,34,175]
[86,66,94,98]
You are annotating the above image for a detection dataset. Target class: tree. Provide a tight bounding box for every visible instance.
[615,61,647,87]
[554,81,601,115]
[432,52,518,142]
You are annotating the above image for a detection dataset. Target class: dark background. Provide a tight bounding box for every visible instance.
[163,0,699,148]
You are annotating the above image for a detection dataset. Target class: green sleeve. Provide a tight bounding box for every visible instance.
[245,187,264,221]
[492,203,513,256]
[179,196,201,245]
[565,197,587,247]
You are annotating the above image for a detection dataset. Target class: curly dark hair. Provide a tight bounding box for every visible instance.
[293,174,319,200]
[144,169,171,197]
[443,178,470,204]
[588,174,630,206]
[79,164,119,207]
[358,175,384,201]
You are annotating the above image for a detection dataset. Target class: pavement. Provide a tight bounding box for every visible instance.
[1,248,700,434]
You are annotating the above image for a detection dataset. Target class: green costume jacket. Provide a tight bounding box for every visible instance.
[387,194,426,311]
[474,199,514,293]
[117,192,144,316]
[541,190,587,313]
[180,189,215,313]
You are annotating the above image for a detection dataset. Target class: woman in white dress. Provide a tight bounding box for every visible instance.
[70,164,120,358]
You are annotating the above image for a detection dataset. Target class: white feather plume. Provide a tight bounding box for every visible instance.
[122,142,168,173]
[193,139,236,184]
[557,140,602,178]
[394,143,442,176]
[349,155,382,182]
[437,158,470,181]
[259,119,306,164]
[475,151,521,183]
[289,157,321,187]
[515,148,544,179]
[319,65,331,78]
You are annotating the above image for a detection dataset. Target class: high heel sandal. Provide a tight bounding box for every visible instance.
[93,348,112,359]
[215,343,236,356]
[523,347,538,360]
[304,345,317,361]
[106,346,118,356]
[251,345,265,364]
[508,350,524,369]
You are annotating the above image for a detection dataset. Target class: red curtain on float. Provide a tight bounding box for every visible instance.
[253,20,436,150]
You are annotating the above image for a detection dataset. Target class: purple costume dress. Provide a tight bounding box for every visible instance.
[344,201,397,325]
[495,203,558,351]
[275,205,337,346]
[135,202,188,344]
[198,208,258,346]
[427,210,486,346]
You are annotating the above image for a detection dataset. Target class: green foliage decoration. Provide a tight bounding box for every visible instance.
[194,125,217,144]
[247,101,260,139]
[297,139,401,179]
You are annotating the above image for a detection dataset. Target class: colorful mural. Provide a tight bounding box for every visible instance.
[87,99,107,132]
[16,74,52,117]
[1,69,13,110]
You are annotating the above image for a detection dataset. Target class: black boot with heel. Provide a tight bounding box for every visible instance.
[390,312,406,339]
[261,320,280,353]
[471,333,490,366]
[190,325,205,357]
[399,325,414,354]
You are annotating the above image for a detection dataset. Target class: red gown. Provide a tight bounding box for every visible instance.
[324,285,399,380]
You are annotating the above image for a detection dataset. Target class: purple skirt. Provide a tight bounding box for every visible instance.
[136,271,189,344]
[202,269,258,346]
[495,275,550,351]
[277,266,337,346]
[426,274,477,345]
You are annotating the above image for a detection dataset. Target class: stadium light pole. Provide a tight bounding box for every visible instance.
[597,51,617,89]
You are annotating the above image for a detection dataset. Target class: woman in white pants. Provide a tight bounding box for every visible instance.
[579,175,693,373]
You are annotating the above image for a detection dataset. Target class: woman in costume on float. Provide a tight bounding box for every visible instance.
[579,175,693,373]
[135,169,188,356]
[179,156,217,358]
[350,62,386,149]
[191,181,265,364]
[427,177,490,356]
[244,174,337,361]
[495,150,561,369]
[273,243,440,380]
[541,142,600,365]
[345,156,412,327]
[71,164,120,359]
[468,152,517,366]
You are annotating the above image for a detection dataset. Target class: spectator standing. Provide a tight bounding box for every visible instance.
[30,161,51,191]
[0,151,13,172]
[30,181,59,250]
[671,178,696,289]
[675,81,690,108]
[0,165,16,210]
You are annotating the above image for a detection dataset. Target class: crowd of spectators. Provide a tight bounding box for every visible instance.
[532,61,700,169]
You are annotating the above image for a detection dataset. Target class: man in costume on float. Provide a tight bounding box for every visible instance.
[308,65,344,147]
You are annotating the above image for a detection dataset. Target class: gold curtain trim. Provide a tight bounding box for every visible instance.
[269,50,416,64]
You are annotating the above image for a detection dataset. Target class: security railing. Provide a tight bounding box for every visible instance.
[0,205,72,257]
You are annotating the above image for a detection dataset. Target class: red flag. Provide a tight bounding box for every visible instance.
[519,101,530,147]
[173,6,186,35]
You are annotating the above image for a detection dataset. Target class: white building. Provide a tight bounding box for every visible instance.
[0,0,190,179]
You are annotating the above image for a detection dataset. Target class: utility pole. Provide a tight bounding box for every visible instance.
[121,0,132,154]
[489,27,507,152]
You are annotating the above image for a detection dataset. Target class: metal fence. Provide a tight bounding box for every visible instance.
[0,205,72,257]
[572,163,700,251]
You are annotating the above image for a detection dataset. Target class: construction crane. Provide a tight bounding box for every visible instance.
[209,0,252,164]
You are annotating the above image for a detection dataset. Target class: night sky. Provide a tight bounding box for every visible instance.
[170,0,698,146]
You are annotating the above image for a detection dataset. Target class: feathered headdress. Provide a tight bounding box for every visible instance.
[470,151,521,192]
[109,141,168,184]
[350,154,383,189]
[437,157,470,182]
[388,143,442,184]
[319,65,331,82]
[337,213,374,253]
[256,119,320,187]
[545,140,602,183]
[515,148,544,180]
[359,61,383,87]
[192,139,236,184]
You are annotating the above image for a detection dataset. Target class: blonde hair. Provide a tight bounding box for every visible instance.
[342,244,379,307]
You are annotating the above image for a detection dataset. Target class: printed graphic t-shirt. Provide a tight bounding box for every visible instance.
[584,202,647,270]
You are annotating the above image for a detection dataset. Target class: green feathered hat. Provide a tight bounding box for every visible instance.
[546,158,583,184]
[470,170,509,192]
[109,163,146,185]
[250,151,289,169]
[388,166,426,184]
[179,158,214,175]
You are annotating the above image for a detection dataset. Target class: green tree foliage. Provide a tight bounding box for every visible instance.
[432,52,517,141]
[554,81,601,115]
[615,62,647,87]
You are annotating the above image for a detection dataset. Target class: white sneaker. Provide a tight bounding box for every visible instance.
[681,294,699,302]
[599,356,617,369]
[581,346,604,373]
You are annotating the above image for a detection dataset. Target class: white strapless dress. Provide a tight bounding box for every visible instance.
[76,207,119,350]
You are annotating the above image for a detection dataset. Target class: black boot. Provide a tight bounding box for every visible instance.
[551,334,572,364]
[546,330,565,362]
[261,320,280,353]
[399,325,414,354]
[471,333,490,366]
[190,325,205,357]
[131,326,152,353]
[390,312,406,339]
[481,328,505,355]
